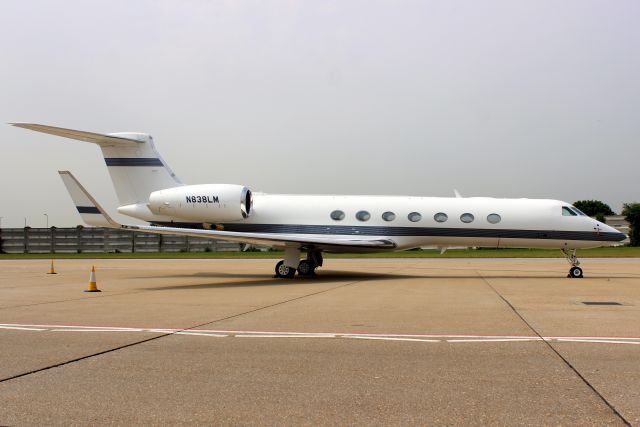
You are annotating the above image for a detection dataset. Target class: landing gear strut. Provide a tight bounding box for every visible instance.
[561,248,583,278]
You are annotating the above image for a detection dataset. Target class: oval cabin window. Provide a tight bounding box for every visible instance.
[460,213,474,223]
[434,212,448,223]
[382,211,396,221]
[487,213,501,224]
[356,210,371,221]
[330,210,345,221]
[408,212,422,222]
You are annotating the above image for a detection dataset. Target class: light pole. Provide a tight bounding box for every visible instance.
[44,213,49,228]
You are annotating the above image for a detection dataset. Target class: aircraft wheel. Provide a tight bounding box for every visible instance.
[297,260,316,276]
[275,260,296,278]
[569,266,583,278]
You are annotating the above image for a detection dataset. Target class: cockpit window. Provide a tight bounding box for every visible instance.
[562,206,577,216]
[572,207,587,216]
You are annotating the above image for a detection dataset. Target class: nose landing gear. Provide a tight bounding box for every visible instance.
[562,248,583,278]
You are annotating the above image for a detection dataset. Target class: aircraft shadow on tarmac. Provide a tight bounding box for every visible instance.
[144,271,424,290]
[140,270,623,290]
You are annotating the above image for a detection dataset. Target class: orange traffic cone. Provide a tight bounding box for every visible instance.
[47,260,57,275]
[84,265,101,292]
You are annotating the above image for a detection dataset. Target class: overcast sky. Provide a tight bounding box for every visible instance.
[1,0,638,228]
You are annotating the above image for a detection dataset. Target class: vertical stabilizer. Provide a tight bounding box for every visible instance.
[100,132,182,205]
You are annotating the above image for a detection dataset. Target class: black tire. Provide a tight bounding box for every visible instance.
[569,266,583,278]
[297,260,315,276]
[275,260,296,278]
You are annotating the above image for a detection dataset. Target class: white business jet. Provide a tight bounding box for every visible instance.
[12,124,626,279]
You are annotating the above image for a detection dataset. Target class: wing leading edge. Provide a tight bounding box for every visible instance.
[12,123,143,146]
[58,171,396,251]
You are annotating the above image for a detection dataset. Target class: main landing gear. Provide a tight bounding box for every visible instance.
[562,248,583,278]
[274,247,323,279]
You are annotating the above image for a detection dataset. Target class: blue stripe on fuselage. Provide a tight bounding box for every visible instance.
[150,222,626,242]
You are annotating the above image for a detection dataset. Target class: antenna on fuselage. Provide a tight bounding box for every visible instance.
[454,189,462,198]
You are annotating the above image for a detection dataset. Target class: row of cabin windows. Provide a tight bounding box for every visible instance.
[330,210,502,224]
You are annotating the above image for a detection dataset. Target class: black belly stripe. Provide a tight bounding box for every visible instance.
[105,158,163,166]
[152,222,626,242]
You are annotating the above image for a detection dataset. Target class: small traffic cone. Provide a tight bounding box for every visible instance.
[47,260,57,275]
[84,265,101,292]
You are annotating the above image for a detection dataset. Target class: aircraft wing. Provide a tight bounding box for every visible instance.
[11,123,142,146]
[58,171,396,251]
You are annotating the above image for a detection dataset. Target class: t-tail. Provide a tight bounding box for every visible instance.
[11,123,182,219]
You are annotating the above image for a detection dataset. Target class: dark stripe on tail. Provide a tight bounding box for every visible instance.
[77,206,101,214]
[105,158,163,166]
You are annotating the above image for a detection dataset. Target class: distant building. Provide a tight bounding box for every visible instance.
[605,215,630,245]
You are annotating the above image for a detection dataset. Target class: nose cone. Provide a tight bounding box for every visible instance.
[601,222,627,242]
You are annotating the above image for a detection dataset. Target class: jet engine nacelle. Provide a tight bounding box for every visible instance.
[149,184,252,222]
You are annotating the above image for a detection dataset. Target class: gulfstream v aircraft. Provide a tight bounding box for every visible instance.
[13,123,626,278]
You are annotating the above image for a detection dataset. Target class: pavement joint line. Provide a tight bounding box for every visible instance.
[0,333,175,384]
[0,289,148,311]
[173,263,408,333]
[477,270,632,427]
[0,272,378,385]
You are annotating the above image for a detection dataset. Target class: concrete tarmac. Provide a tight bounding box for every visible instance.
[0,258,639,426]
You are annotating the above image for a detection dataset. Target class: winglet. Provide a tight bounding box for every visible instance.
[58,171,120,228]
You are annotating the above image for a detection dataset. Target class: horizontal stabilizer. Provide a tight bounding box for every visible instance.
[58,171,119,227]
[15,123,182,205]
[11,123,142,147]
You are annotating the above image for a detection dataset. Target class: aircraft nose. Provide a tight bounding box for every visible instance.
[600,222,627,242]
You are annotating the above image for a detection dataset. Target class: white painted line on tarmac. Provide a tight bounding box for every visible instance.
[0,323,150,331]
[1,323,640,346]
[347,336,440,343]
[556,339,640,345]
[447,338,543,343]
[195,329,546,339]
[51,328,146,332]
[0,325,47,331]
[236,334,335,338]
[549,336,640,341]
[174,332,228,337]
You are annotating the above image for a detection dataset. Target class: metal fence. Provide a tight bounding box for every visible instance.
[0,227,242,254]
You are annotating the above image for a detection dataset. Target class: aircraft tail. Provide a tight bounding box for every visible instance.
[12,123,182,206]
